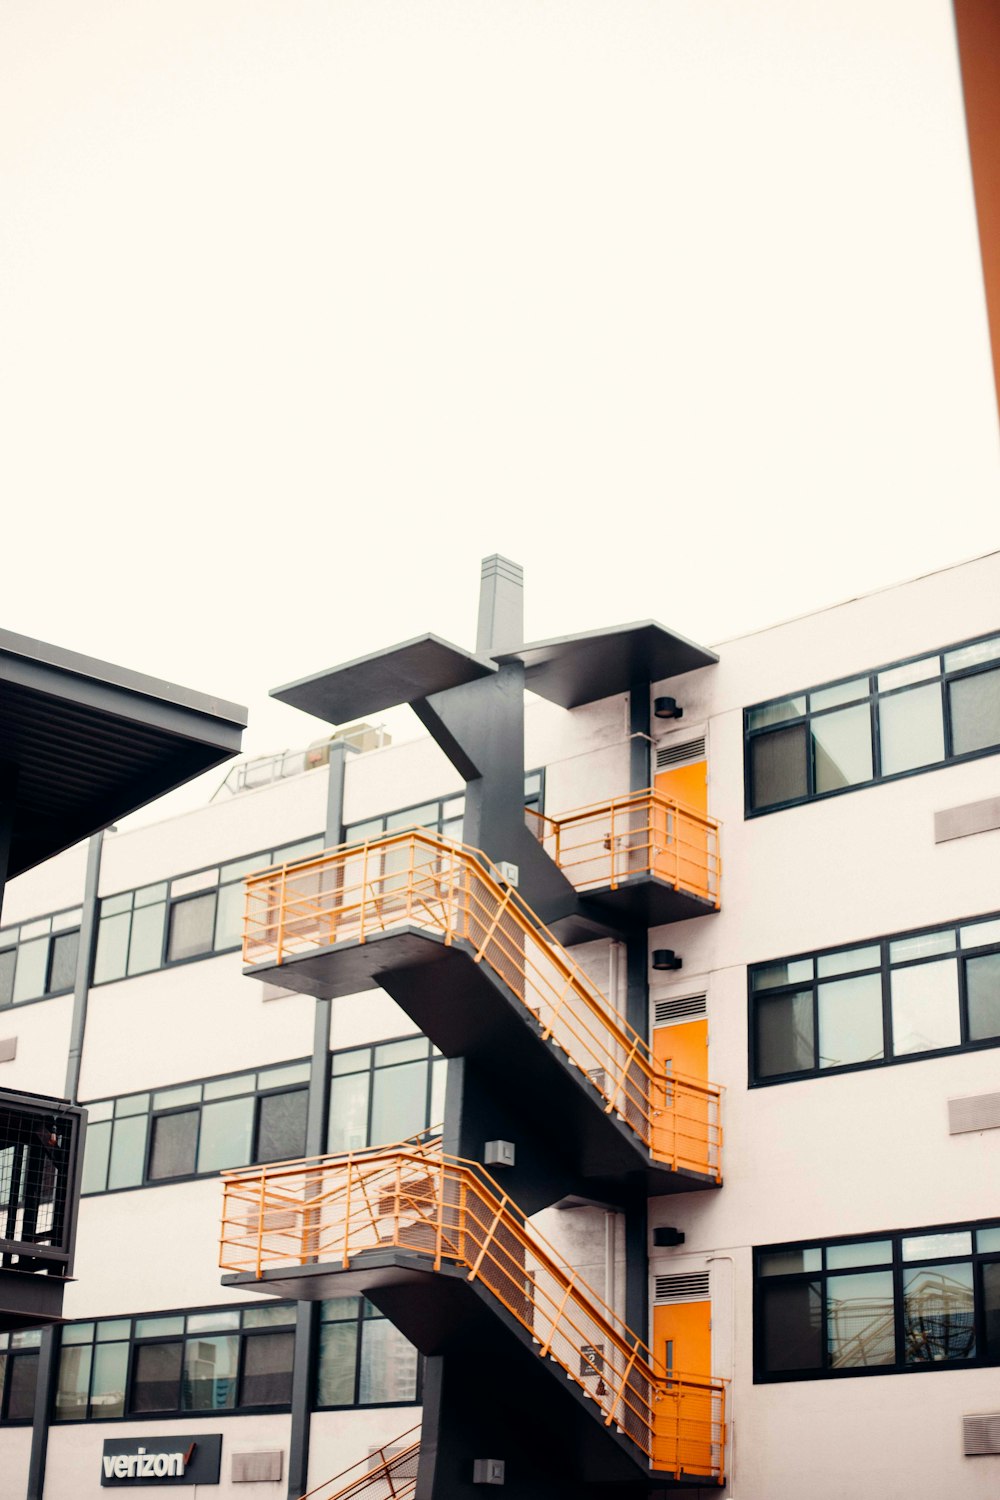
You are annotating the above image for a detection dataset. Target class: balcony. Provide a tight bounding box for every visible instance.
[526,789,721,926]
[0,1089,86,1330]
[220,1142,726,1486]
[242,832,722,1193]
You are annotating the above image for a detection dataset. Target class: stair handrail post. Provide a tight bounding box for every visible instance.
[341,1156,353,1270]
[255,1164,268,1281]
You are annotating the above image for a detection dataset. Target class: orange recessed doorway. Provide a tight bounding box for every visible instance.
[652,1290,714,1477]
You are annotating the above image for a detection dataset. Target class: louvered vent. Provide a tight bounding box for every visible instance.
[656,737,706,771]
[963,1412,1000,1456]
[655,1271,710,1303]
[655,995,707,1027]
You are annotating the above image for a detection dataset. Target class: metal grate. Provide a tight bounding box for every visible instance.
[0,1095,80,1271]
[655,738,706,771]
[654,995,707,1027]
[655,1272,710,1303]
[963,1413,1000,1456]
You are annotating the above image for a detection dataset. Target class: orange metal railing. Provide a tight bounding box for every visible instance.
[525,789,721,908]
[243,831,722,1179]
[298,1424,420,1500]
[220,1141,725,1483]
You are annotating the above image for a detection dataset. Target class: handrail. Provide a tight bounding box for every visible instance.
[526,788,721,907]
[221,1141,725,1482]
[297,1424,421,1500]
[242,830,722,1179]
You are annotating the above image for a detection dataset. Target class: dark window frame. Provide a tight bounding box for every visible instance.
[313,1299,423,1412]
[744,630,1000,817]
[754,1218,1000,1383]
[327,1035,445,1156]
[748,909,1000,1088]
[0,906,83,1011]
[0,1331,42,1425]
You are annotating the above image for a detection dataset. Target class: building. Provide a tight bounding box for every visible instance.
[0,551,998,1498]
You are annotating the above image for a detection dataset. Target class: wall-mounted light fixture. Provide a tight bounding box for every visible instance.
[653,697,683,720]
[652,949,682,972]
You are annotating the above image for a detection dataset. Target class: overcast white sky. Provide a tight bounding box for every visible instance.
[2,0,998,817]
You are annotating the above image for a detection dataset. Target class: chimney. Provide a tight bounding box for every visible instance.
[476,555,524,656]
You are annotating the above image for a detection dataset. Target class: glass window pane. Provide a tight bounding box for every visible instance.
[826,1240,892,1269]
[91,1342,128,1418]
[187,1312,241,1334]
[131,1342,183,1412]
[960,918,1000,950]
[902,1231,972,1260]
[107,1115,148,1191]
[983,1262,1000,1362]
[903,1261,975,1363]
[243,1305,296,1328]
[275,837,324,865]
[812,704,873,794]
[197,1097,254,1173]
[171,869,218,898]
[241,1331,294,1406]
[387,803,438,830]
[890,960,961,1056]
[966,952,1000,1042]
[93,912,131,984]
[827,1270,895,1367]
[101,892,132,916]
[332,1048,371,1077]
[811,678,869,712]
[127,903,165,976]
[344,820,383,844]
[747,697,807,730]
[949,667,1000,756]
[81,1120,112,1195]
[978,1228,1000,1254]
[879,682,944,776]
[359,1318,418,1404]
[0,948,15,1007]
[153,1085,201,1110]
[167,893,217,962]
[256,1090,308,1165]
[370,1060,429,1145]
[258,1063,310,1089]
[374,1038,427,1066]
[7,1353,39,1420]
[134,1316,184,1337]
[750,724,808,809]
[148,1111,198,1180]
[13,937,49,1002]
[430,1058,447,1128]
[945,635,1000,672]
[10,1329,41,1349]
[816,946,880,979]
[204,1074,255,1101]
[316,1320,358,1406]
[754,990,814,1078]
[890,930,955,963]
[878,657,939,691]
[55,1343,92,1419]
[328,1072,371,1154]
[183,1335,238,1410]
[115,1094,149,1118]
[214,882,245,951]
[96,1321,131,1342]
[817,973,884,1069]
[221,854,268,883]
[758,1248,821,1275]
[52,908,82,932]
[48,930,79,993]
[62,1323,94,1345]
[134,883,167,908]
[86,1099,113,1123]
[760,1281,823,1372]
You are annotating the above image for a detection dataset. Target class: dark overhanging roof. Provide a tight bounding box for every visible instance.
[271,634,496,725]
[493,621,718,709]
[0,629,246,879]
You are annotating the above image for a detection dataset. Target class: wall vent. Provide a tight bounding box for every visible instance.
[654,995,707,1027]
[963,1413,1000,1456]
[949,1093,1000,1134]
[0,1038,16,1063]
[655,1271,710,1303]
[656,737,706,772]
[232,1451,284,1483]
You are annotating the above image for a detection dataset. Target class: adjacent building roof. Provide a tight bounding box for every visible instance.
[494,621,718,709]
[271,634,496,725]
[0,629,246,879]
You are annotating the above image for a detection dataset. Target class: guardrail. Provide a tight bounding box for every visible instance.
[299,1424,420,1500]
[243,831,721,1179]
[221,1142,725,1482]
[525,789,720,907]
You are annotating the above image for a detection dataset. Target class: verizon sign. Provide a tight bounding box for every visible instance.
[100,1436,222,1486]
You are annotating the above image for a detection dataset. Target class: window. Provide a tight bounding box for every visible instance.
[328,1037,446,1154]
[343,771,543,847]
[755,1221,1000,1381]
[315,1298,420,1408]
[745,631,1000,813]
[0,907,82,1008]
[0,1329,41,1424]
[81,1060,310,1194]
[92,836,323,985]
[53,1305,295,1421]
[749,911,1000,1085]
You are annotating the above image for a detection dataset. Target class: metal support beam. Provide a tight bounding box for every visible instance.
[64,830,104,1103]
[26,1327,59,1500]
[629,677,651,794]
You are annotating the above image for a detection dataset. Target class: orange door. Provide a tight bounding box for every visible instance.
[652,1298,713,1476]
[653,761,712,900]
[652,1021,709,1174]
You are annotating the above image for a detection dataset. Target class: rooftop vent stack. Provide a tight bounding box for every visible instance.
[476,555,524,656]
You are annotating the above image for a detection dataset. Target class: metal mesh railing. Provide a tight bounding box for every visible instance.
[0,1095,80,1272]
[300,1426,420,1500]
[243,831,722,1180]
[220,1142,725,1482]
[525,789,721,907]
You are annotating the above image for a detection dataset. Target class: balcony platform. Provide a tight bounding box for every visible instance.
[246,931,717,1199]
[581,876,719,929]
